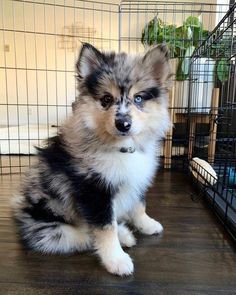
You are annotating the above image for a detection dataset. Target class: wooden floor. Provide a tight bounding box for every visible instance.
[0,171,236,295]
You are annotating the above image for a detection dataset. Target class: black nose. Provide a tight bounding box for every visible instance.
[115,116,132,132]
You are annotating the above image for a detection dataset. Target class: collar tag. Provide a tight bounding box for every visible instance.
[119,147,135,153]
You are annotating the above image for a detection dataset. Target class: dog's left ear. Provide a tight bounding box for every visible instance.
[76,43,104,80]
[142,44,172,89]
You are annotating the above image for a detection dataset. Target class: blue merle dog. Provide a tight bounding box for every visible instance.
[13,43,172,276]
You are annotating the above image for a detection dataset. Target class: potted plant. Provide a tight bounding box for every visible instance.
[141,15,230,113]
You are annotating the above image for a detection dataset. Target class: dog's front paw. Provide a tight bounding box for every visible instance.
[137,216,163,235]
[103,252,134,276]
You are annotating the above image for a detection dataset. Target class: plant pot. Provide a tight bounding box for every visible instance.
[173,58,215,113]
[190,58,216,113]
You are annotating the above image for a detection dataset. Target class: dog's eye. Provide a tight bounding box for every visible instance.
[103,95,113,103]
[101,95,113,108]
[134,95,142,104]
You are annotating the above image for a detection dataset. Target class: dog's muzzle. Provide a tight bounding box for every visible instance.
[115,115,132,133]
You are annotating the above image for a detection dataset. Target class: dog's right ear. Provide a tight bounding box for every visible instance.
[76,43,104,80]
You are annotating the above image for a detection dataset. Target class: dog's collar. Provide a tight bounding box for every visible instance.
[119,147,136,153]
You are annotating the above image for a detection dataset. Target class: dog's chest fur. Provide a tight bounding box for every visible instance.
[88,143,158,220]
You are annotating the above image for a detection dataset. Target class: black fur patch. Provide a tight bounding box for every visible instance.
[137,87,160,101]
[84,69,103,97]
[23,199,68,224]
[119,86,125,101]
[82,50,116,98]
[37,136,115,226]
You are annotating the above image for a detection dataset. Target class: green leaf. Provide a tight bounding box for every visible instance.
[181,46,195,75]
[217,58,229,83]
[141,17,165,45]
[202,29,210,39]
[184,16,202,28]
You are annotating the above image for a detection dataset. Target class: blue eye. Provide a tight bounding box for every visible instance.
[134,95,142,104]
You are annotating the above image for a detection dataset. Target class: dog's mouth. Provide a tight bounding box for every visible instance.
[113,128,140,137]
[116,131,131,137]
[102,128,132,139]
[109,127,140,138]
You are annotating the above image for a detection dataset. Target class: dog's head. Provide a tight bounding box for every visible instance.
[74,43,172,141]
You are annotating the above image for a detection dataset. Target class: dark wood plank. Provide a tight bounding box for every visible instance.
[0,171,236,295]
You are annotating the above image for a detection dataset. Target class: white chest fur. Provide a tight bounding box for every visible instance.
[114,150,157,220]
[90,143,158,220]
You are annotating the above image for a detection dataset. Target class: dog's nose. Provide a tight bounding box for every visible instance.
[115,117,132,132]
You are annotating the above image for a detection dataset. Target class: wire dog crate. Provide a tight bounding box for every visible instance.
[189,3,236,240]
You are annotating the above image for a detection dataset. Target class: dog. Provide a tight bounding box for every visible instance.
[13,43,172,276]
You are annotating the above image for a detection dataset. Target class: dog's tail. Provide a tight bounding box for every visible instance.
[12,195,92,254]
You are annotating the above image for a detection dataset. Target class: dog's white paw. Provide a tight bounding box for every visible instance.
[118,224,136,248]
[138,216,163,235]
[103,252,134,276]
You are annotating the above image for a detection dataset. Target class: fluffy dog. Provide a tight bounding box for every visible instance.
[13,43,172,276]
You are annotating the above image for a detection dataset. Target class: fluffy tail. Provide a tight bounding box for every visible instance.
[12,195,91,254]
